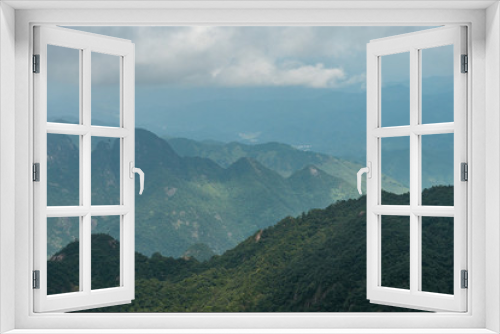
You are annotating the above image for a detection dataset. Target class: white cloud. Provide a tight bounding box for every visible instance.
[238,132,261,143]
[65,26,435,88]
[209,58,346,88]
[130,26,352,88]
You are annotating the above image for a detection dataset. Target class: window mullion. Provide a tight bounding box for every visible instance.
[409,47,420,294]
[82,48,92,294]
[82,214,91,293]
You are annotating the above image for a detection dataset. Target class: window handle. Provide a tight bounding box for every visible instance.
[357,162,372,195]
[129,162,144,195]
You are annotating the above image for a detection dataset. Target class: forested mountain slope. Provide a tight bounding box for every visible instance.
[47,129,364,258]
[49,186,453,312]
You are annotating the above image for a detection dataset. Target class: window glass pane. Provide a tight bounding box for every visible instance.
[381,52,410,127]
[381,136,410,205]
[47,217,80,295]
[91,216,121,290]
[91,52,121,127]
[421,45,454,124]
[421,133,454,206]
[47,45,80,124]
[91,137,120,205]
[47,134,80,206]
[421,217,454,295]
[381,215,410,290]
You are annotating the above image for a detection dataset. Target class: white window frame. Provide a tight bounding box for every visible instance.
[0,1,499,333]
[366,26,468,312]
[33,25,136,313]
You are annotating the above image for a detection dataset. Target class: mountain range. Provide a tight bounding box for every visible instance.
[166,134,452,191]
[48,129,407,258]
[47,186,453,312]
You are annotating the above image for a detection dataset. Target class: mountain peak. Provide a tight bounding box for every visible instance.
[227,157,278,178]
[290,165,329,179]
[229,157,260,171]
[136,128,179,156]
[305,165,321,177]
[135,128,181,169]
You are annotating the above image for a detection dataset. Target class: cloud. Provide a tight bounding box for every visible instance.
[209,59,347,88]
[238,132,261,143]
[130,26,352,88]
[64,26,435,89]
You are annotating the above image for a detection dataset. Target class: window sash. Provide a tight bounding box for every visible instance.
[32,25,136,313]
[366,26,468,312]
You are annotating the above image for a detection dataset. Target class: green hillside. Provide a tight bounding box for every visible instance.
[47,129,362,259]
[182,243,216,262]
[48,186,453,312]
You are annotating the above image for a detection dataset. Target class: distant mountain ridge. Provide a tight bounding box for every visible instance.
[48,129,376,259]
[166,136,408,193]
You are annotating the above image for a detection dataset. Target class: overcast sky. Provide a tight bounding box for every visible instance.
[48,26,453,151]
[61,26,442,89]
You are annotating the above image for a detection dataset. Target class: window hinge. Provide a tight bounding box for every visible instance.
[33,54,40,73]
[461,162,468,182]
[461,270,468,289]
[33,270,40,289]
[33,163,40,182]
[461,54,468,73]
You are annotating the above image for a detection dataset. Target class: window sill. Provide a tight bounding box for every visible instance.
[4,330,498,334]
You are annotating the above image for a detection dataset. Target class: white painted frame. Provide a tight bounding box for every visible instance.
[366,26,467,312]
[32,26,135,312]
[0,1,499,333]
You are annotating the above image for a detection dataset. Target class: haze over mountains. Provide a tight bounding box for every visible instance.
[165,136,408,191]
[49,77,453,165]
[47,80,453,259]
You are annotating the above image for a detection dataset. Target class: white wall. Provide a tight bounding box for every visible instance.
[0,2,16,333]
[486,2,500,332]
[3,3,496,332]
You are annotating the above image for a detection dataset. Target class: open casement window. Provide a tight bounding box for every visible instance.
[364,26,467,312]
[33,26,140,312]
